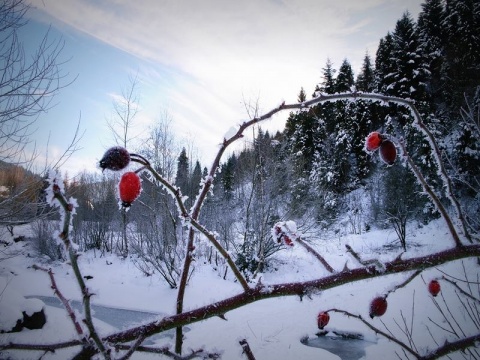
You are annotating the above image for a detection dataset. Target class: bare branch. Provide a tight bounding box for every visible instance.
[239,339,257,360]
[31,264,84,336]
[327,308,421,358]
[103,244,480,345]
[296,237,335,273]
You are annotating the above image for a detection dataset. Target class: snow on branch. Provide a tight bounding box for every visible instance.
[103,244,480,345]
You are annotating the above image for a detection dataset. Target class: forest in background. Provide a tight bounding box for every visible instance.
[1,0,479,287]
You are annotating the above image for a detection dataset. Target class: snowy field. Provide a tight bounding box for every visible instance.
[0,218,478,359]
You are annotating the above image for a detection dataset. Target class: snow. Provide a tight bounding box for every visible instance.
[0,219,477,359]
[224,126,238,141]
[0,277,44,332]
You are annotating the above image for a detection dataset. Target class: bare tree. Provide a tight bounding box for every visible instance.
[105,74,141,256]
[131,112,184,287]
[106,74,140,149]
[142,111,178,181]
[0,0,71,163]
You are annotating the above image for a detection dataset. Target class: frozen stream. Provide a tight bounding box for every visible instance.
[28,296,372,358]
[301,332,377,360]
[27,296,189,344]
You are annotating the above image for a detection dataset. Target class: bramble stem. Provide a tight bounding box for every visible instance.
[51,186,110,359]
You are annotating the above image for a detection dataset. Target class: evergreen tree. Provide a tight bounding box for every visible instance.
[388,12,430,102]
[355,52,380,179]
[356,53,375,92]
[175,147,189,195]
[417,0,446,102]
[220,155,236,200]
[331,59,356,190]
[335,59,355,93]
[190,160,202,201]
[297,87,307,103]
[285,88,320,174]
[313,58,336,96]
[442,0,480,108]
[375,33,395,94]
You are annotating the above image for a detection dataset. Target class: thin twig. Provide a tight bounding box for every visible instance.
[31,265,84,336]
[51,181,110,359]
[327,308,421,358]
[398,140,462,248]
[296,237,335,273]
[239,339,256,360]
[345,244,384,271]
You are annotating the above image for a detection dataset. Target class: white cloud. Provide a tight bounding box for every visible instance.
[28,0,423,171]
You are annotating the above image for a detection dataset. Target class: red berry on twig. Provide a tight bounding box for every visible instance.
[317,311,330,329]
[379,139,397,165]
[119,172,141,207]
[100,146,131,171]
[428,280,441,297]
[365,131,383,152]
[369,296,388,318]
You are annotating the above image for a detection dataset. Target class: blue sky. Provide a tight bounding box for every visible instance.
[22,0,423,176]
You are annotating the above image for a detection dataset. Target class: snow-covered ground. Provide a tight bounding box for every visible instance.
[0,218,477,359]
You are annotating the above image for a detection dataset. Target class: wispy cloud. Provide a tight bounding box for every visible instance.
[28,0,422,169]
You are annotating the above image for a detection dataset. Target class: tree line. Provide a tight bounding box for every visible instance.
[3,0,480,283]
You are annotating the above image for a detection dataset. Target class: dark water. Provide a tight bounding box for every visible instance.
[302,332,376,360]
[27,296,188,343]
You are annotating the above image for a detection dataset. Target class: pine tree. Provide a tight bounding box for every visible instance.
[297,87,307,103]
[190,160,202,201]
[335,59,355,93]
[175,148,189,196]
[355,53,379,180]
[388,12,430,102]
[221,155,236,200]
[356,53,375,93]
[442,0,480,108]
[375,33,395,94]
[417,0,446,101]
[313,58,336,96]
[330,59,356,190]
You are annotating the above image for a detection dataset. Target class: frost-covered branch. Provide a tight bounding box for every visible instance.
[31,265,84,336]
[103,244,480,345]
[419,333,480,360]
[385,270,422,296]
[80,90,479,357]
[46,172,110,359]
[345,244,384,271]
[188,219,249,291]
[440,277,480,304]
[293,237,335,273]
[327,308,420,358]
[397,140,462,247]
[121,91,474,354]
[239,339,256,360]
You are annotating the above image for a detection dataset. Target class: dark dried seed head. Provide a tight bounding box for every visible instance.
[99,146,131,171]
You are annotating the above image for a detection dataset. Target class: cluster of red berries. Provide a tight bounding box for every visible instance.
[272,224,295,247]
[365,131,397,165]
[99,146,142,208]
[316,280,441,327]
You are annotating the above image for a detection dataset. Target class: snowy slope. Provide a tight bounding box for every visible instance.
[0,219,477,359]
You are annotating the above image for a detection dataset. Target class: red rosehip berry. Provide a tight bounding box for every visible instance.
[369,296,388,318]
[365,131,383,152]
[100,146,131,171]
[119,172,141,207]
[428,280,441,297]
[317,311,330,330]
[379,139,397,165]
[283,236,294,246]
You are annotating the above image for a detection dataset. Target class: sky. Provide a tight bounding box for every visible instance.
[19,0,423,176]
